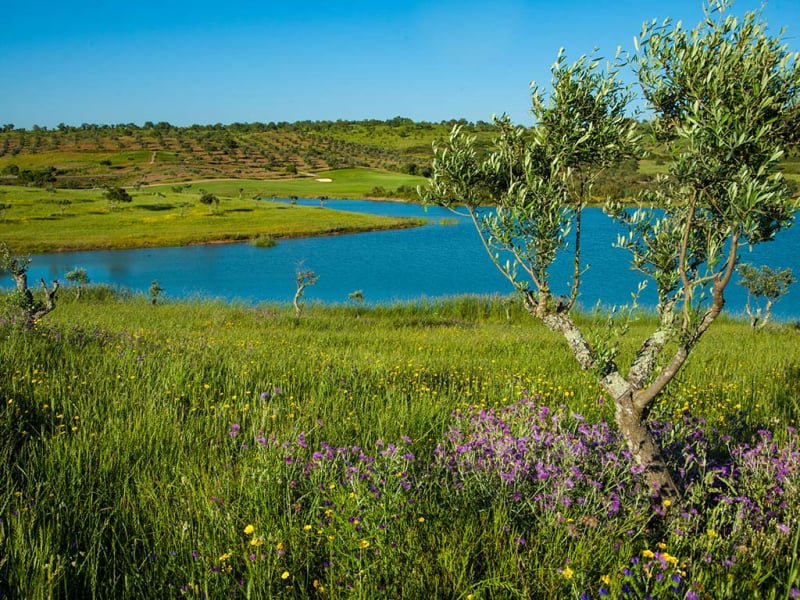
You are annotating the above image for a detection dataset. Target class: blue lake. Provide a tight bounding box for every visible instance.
[4,199,800,319]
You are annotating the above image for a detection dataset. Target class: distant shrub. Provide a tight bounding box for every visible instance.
[251,235,277,248]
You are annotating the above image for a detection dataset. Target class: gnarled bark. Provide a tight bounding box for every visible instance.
[534,307,681,498]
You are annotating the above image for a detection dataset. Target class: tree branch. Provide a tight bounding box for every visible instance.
[567,202,583,311]
[678,193,697,332]
[626,298,678,390]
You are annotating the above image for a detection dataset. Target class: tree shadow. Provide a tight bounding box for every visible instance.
[134,203,175,212]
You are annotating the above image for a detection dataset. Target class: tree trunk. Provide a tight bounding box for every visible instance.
[538,309,680,499]
[615,390,680,499]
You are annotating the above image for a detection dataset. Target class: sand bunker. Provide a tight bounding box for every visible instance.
[315,178,333,183]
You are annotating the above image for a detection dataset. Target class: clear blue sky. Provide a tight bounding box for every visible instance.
[2,0,798,129]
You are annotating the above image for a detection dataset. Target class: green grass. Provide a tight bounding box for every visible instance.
[151,168,427,200]
[1,292,799,597]
[0,178,424,253]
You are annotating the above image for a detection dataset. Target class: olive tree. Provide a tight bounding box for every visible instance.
[421,1,798,498]
[737,263,795,329]
[293,267,319,322]
[199,192,220,214]
[65,267,90,300]
[104,186,132,211]
[1,243,59,329]
[149,280,164,305]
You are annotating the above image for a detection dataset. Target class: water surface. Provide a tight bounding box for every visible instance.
[5,199,799,319]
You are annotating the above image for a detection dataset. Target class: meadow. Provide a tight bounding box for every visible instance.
[1,290,798,598]
[0,173,425,254]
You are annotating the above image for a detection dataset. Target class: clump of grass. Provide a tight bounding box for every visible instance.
[250,234,277,248]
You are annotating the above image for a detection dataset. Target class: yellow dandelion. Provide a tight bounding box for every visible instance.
[244,524,255,535]
[358,539,370,549]
[418,517,425,523]
[642,549,655,559]
[219,552,232,562]
[601,574,611,586]
[561,567,574,580]
[657,542,667,550]
[250,538,263,547]
[303,524,312,531]
[662,499,672,508]
[281,571,290,580]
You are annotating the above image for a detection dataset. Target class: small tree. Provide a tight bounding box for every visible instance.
[293,267,319,322]
[149,280,164,305]
[422,1,799,498]
[737,263,795,329]
[55,198,72,216]
[0,243,59,328]
[104,186,132,211]
[65,267,90,300]
[177,201,193,217]
[199,192,220,214]
[348,289,365,316]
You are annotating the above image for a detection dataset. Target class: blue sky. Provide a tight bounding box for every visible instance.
[2,0,798,129]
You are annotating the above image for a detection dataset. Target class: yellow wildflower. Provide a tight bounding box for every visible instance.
[358,539,370,549]
[281,571,290,580]
[642,549,655,559]
[562,567,574,580]
[244,524,255,535]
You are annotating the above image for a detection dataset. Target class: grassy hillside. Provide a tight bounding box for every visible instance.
[0,120,469,188]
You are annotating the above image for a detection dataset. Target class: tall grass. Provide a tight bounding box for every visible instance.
[1,292,799,598]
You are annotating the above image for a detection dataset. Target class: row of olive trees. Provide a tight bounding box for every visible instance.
[422,0,799,497]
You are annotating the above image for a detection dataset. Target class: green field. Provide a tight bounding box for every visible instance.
[149,168,427,200]
[0,292,799,598]
[0,171,425,254]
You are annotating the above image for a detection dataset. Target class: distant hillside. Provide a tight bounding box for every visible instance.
[0,119,796,201]
[0,119,493,189]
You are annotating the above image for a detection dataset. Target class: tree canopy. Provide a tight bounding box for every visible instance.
[422,0,799,497]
